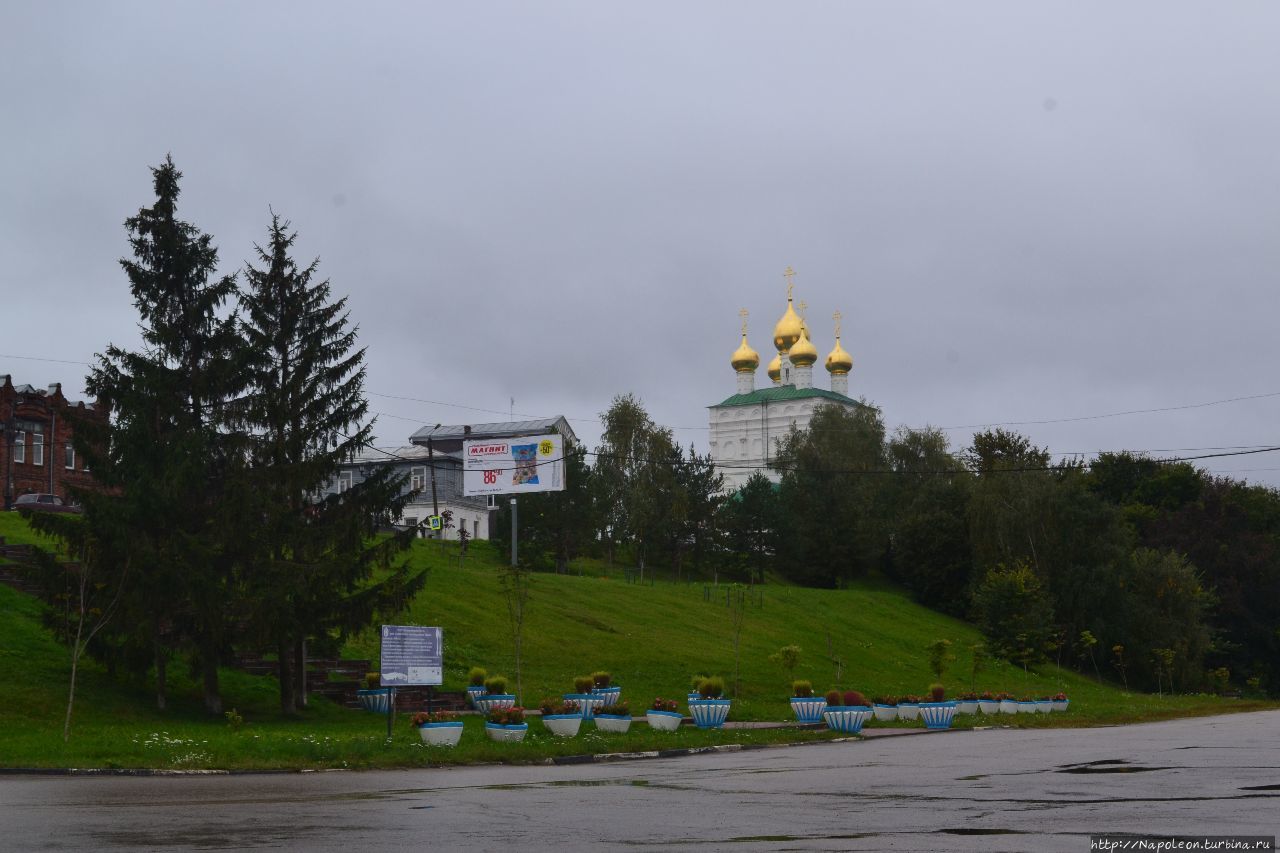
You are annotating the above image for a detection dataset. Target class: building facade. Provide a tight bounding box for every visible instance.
[708,271,862,492]
[1,376,105,509]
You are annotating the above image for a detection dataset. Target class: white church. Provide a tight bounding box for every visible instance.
[708,268,862,492]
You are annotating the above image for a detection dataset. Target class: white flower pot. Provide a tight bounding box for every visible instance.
[466,686,487,707]
[484,722,528,743]
[417,722,463,747]
[789,697,827,724]
[1051,699,1070,712]
[592,685,622,704]
[919,701,957,730]
[823,706,871,734]
[542,714,582,737]
[977,699,999,714]
[956,700,978,715]
[356,688,392,714]
[566,693,606,719]
[1035,700,1052,714]
[474,694,515,715]
[594,714,632,734]
[872,704,898,722]
[1017,701,1037,714]
[998,699,1018,714]
[688,699,731,729]
[646,710,683,732]
[897,703,920,721]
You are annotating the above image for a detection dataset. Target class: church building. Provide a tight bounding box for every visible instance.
[707,269,862,492]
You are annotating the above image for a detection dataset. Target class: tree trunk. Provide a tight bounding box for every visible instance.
[277,636,296,715]
[202,645,222,715]
[154,634,167,711]
[294,638,308,708]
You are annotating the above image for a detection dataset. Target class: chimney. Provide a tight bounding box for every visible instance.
[48,383,61,397]
[464,425,472,435]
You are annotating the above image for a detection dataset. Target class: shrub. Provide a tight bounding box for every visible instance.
[487,707,525,726]
[792,680,814,698]
[825,689,842,706]
[929,684,946,702]
[697,676,725,699]
[484,675,508,695]
[843,690,868,707]
[591,671,612,689]
[1053,692,1067,701]
[467,667,487,687]
[995,692,1012,701]
[979,691,996,701]
[364,672,380,689]
[574,675,595,694]
[539,696,567,716]
[959,692,978,701]
[690,673,708,692]
[898,694,921,705]
[873,695,897,706]
[651,697,678,713]
[411,710,459,726]
[597,701,629,716]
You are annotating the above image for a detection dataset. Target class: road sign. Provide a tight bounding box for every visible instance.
[379,625,443,686]
[427,515,442,530]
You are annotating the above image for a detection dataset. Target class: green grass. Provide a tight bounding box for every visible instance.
[0,519,1273,770]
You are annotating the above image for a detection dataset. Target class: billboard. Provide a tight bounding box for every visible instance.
[380,625,443,686]
[463,433,566,497]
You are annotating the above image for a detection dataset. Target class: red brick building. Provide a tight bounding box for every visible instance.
[1,375,106,509]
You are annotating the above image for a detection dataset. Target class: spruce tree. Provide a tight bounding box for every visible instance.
[238,214,424,714]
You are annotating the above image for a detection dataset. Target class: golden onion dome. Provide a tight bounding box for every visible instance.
[789,327,818,367]
[730,334,759,372]
[825,336,853,374]
[772,299,803,353]
[767,353,782,384]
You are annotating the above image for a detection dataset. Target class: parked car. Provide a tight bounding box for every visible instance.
[12,493,81,514]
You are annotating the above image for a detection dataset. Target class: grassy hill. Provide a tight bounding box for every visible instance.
[0,513,1270,769]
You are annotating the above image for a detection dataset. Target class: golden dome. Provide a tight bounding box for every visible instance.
[730,334,759,372]
[767,353,782,384]
[772,299,803,353]
[826,336,853,374]
[789,327,818,367]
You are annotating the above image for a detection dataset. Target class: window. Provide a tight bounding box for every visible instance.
[410,466,425,492]
[337,472,352,493]
[404,516,418,535]
[32,433,43,466]
[65,443,75,470]
[13,431,24,464]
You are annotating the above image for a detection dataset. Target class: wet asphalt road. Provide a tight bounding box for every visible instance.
[2,711,1277,852]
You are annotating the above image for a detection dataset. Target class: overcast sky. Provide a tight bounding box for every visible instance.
[3,2,1278,485]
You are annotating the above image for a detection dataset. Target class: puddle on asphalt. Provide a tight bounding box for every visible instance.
[938,828,1026,835]
[1056,766,1171,774]
[1239,784,1280,791]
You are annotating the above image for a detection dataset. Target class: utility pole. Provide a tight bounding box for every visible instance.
[510,497,517,567]
[427,434,440,540]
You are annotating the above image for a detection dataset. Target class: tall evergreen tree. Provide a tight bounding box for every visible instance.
[238,213,424,713]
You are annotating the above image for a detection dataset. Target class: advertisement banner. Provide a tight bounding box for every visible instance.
[463,433,566,496]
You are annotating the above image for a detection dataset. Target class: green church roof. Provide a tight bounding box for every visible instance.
[710,385,860,409]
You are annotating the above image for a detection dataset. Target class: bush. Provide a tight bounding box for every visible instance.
[364,672,380,689]
[591,671,612,688]
[484,675,508,695]
[487,707,525,726]
[650,697,678,713]
[697,676,725,699]
[411,710,458,726]
[843,690,868,707]
[574,675,594,694]
[792,680,813,698]
[825,689,842,706]
[467,667,487,687]
[928,684,946,702]
[597,701,629,716]
[971,562,1054,663]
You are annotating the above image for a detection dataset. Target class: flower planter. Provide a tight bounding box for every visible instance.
[592,685,622,704]
[977,699,999,714]
[1016,701,1037,714]
[484,722,529,743]
[688,699,732,729]
[356,687,393,714]
[645,709,683,732]
[541,714,583,737]
[919,701,958,730]
[465,685,487,708]
[872,703,899,722]
[789,697,827,724]
[1035,700,1053,714]
[473,694,516,715]
[594,714,632,734]
[417,722,464,747]
[1051,698,1070,712]
[823,706,871,734]
[565,693,606,719]
[956,700,978,715]
[687,692,702,705]
[998,698,1018,714]
[896,702,921,721]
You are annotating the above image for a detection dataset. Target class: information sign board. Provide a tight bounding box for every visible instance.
[379,625,443,686]
[463,433,566,496]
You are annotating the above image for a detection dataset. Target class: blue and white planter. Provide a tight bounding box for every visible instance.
[919,701,958,730]
[592,685,622,704]
[823,705,872,734]
[1051,698,1070,712]
[484,722,529,743]
[687,692,702,705]
[473,693,516,715]
[1034,699,1052,714]
[417,721,464,747]
[789,696,827,724]
[645,709,683,732]
[897,702,921,721]
[872,703,899,722]
[977,699,1000,714]
[688,698,732,729]
[1016,700,1037,714]
[956,699,979,715]
[594,713,632,734]
[466,685,487,707]
[356,687,393,714]
[565,693,607,719]
[998,698,1017,714]
[541,713,582,737]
